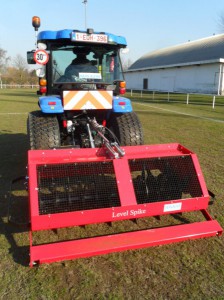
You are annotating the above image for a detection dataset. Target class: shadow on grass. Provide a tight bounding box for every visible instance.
[0,132,30,266]
[1,222,30,267]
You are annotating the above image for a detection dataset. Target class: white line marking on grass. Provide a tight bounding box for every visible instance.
[0,113,28,115]
[134,102,224,124]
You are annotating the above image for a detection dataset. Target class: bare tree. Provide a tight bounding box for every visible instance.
[13,54,27,72]
[13,54,29,84]
[217,13,224,32]
[121,57,133,72]
[0,47,10,73]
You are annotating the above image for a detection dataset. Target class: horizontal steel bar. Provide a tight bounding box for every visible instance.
[30,219,222,266]
[28,143,193,165]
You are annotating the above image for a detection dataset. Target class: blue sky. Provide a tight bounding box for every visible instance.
[0,0,224,64]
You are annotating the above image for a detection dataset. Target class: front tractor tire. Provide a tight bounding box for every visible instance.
[109,112,144,146]
[27,111,61,150]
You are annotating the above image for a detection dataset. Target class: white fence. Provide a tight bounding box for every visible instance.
[127,89,224,109]
[1,85,223,109]
[0,84,39,89]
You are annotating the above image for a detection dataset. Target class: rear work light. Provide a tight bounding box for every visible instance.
[40,86,47,94]
[39,78,47,86]
[119,81,126,95]
[39,78,47,94]
[114,80,126,95]
[119,88,126,95]
[119,81,126,88]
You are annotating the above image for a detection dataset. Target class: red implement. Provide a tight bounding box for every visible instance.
[28,143,222,266]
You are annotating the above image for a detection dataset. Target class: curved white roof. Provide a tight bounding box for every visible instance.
[128,34,224,71]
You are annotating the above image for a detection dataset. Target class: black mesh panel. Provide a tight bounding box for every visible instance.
[37,161,120,215]
[129,155,203,204]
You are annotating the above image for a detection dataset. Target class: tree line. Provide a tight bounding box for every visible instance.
[0,47,38,85]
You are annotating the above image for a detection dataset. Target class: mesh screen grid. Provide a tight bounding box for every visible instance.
[129,155,202,204]
[37,161,120,215]
[36,155,203,215]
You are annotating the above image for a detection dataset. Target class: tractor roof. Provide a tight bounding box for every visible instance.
[37,29,127,47]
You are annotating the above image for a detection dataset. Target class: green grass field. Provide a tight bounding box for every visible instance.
[0,89,224,300]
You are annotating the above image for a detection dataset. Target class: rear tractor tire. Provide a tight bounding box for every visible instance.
[109,112,144,146]
[27,111,61,150]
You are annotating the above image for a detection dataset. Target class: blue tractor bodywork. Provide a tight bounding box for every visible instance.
[39,96,64,113]
[38,29,127,46]
[27,24,143,149]
[39,95,132,114]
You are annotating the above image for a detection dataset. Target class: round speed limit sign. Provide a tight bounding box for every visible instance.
[34,49,49,65]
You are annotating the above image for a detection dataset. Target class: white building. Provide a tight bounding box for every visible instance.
[125,34,224,95]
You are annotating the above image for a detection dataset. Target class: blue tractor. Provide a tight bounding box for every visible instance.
[27,16,143,152]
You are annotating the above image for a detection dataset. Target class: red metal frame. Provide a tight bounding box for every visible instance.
[28,143,223,266]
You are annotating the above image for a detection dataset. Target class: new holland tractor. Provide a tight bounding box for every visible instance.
[27,16,143,154]
[26,17,222,266]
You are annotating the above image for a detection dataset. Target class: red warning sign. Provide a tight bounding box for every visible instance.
[34,50,49,65]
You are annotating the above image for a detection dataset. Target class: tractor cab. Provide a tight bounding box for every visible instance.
[50,42,125,94]
[28,24,127,97]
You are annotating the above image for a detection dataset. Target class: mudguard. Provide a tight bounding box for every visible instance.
[39,96,64,113]
[112,96,133,113]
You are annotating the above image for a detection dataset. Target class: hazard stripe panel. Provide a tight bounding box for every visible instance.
[63,90,113,110]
